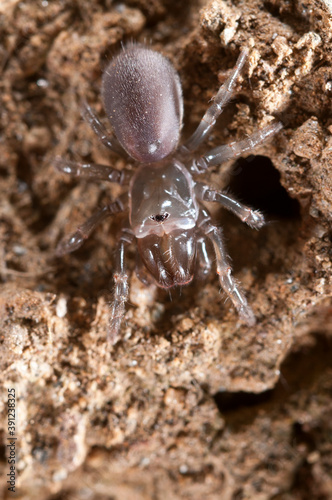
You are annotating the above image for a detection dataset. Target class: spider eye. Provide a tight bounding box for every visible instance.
[150,212,170,223]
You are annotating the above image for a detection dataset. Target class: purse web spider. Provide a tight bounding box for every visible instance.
[55,43,282,343]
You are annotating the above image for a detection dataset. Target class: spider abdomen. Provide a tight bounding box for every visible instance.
[102,44,184,163]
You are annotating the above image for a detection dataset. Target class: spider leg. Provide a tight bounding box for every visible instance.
[199,210,256,326]
[81,99,125,156]
[54,157,130,185]
[108,229,134,344]
[196,235,212,280]
[180,49,248,154]
[192,121,283,172]
[55,200,124,256]
[195,183,265,229]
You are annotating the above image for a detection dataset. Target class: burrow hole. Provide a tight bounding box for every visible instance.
[227,155,300,219]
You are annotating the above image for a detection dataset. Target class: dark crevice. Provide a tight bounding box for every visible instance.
[263,1,311,35]
[0,166,10,178]
[214,389,273,413]
[0,437,6,463]
[15,151,33,187]
[213,331,332,421]
[227,155,300,219]
[287,457,330,500]
[13,152,56,234]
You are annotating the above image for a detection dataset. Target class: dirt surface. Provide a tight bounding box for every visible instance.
[0,0,331,499]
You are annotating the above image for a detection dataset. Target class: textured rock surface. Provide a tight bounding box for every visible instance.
[0,0,331,499]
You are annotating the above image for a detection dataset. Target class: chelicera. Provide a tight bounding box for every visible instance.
[55,43,282,343]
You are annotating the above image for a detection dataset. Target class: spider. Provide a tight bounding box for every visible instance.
[54,43,282,343]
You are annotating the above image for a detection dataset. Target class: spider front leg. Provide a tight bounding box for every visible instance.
[180,49,248,154]
[199,210,256,326]
[108,229,134,344]
[55,200,124,256]
[192,121,283,172]
[195,183,265,229]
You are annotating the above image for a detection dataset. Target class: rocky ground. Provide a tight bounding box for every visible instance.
[0,0,331,499]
